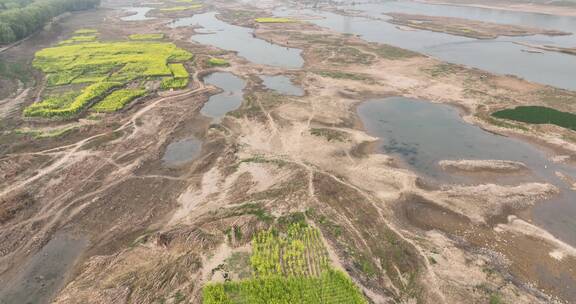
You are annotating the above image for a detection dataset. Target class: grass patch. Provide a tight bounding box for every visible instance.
[313,70,373,82]
[159,4,202,11]
[74,28,98,34]
[310,128,346,142]
[365,43,421,60]
[492,106,576,131]
[203,224,367,304]
[15,126,76,139]
[129,33,164,40]
[92,88,147,112]
[58,35,98,44]
[207,58,230,67]
[25,39,192,118]
[254,17,296,23]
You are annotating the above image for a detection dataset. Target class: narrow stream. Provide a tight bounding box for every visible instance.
[358,97,576,246]
[169,12,304,68]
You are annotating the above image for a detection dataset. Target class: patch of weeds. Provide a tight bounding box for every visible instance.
[14,126,77,139]
[353,253,377,278]
[310,128,346,142]
[313,70,374,83]
[483,115,528,131]
[427,256,437,265]
[422,63,464,78]
[235,155,288,169]
[254,17,296,23]
[233,225,243,240]
[489,293,504,304]
[229,202,275,224]
[365,43,421,60]
[277,212,307,228]
[225,252,252,279]
[129,33,164,40]
[173,291,185,303]
[206,57,229,67]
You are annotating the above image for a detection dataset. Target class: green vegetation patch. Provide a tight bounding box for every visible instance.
[207,57,229,67]
[25,40,192,118]
[492,106,576,131]
[24,82,122,118]
[74,28,98,35]
[15,126,76,139]
[159,4,202,11]
[254,17,296,23]
[313,70,373,82]
[310,128,346,142]
[161,63,190,89]
[58,35,98,44]
[129,33,164,40]
[203,224,367,304]
[92,88,147,112]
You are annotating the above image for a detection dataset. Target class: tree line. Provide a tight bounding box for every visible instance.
[0,0,100,44]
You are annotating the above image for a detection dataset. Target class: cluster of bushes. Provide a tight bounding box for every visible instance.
[0,0,100,44]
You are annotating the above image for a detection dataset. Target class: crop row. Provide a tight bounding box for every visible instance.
[24,81,122,118]
[91,88,146,112]
[251,224,329,277]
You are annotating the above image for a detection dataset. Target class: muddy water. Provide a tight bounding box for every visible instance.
[357,97,576,246]
[275,2,576,90]
[0,233,87,304]
[169,12,304,68]
[120,7,156,21]
[162,137,202,166]
[201,72,246,121]
[261,75,304,96]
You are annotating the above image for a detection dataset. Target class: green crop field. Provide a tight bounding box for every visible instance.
[128,33,164,40]
[24,36,192,118]
[92,88,147,112]
[159,4,202,11]
[161,63,190,90]
[492,106,576,131]
[254,17,296,23]
[202,224,367,304]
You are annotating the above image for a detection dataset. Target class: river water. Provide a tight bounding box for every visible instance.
[275,0,576,90]
[358,97,576,246]
[201,72,246,121]
[169,12,304,68]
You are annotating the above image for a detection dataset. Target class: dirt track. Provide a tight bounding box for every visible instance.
[1,0,576,303]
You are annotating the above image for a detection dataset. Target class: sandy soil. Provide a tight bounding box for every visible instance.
[1,0,576,303]
[386,13,570,39]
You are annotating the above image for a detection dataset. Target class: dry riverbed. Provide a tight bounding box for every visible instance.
[1,0,576,303]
